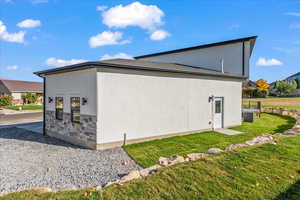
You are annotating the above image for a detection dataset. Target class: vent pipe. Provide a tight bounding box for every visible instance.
[221,59,224,73]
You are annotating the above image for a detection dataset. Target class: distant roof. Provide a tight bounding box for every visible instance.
[34,59,247,80]
[285,72,300,80]
[135,36,257,59]
[242,80,257,89]
[0,79,43,93]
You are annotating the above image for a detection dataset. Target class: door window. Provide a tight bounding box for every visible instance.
[215,100,222,114]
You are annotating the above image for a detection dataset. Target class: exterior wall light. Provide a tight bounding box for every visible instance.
[48,97,53,103]
[82,97,88,105]
[208,95,214,102]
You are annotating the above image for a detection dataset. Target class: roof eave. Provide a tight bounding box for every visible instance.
[135,36,258,59]
[34,62,246,80]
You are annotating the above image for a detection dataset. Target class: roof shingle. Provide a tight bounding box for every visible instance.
[0,79,43,93]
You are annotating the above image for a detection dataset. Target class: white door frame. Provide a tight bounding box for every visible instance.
[212,96,224,130]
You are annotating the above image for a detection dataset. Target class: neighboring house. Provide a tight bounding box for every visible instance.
[0,79,43,105]
[35,36,257,150]
[270,72,300,96]
[242,80,257,98]
[285,72,300,96]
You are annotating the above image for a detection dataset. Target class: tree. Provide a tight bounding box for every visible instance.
[295,79,300,89]
[22,93,38,104]
[274,80,297,96]
[255,79,270,98]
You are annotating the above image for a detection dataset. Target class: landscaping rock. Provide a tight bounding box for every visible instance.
[0,128,141,194]
[283,130,297,136]
[95,185,102,190]
[120,170,141,182]
[207,148,224,154]
[293,125,300,129]
[158,157,169,166]
[168,155,185,166]
[186,153,209,161]
[245,134,275,146]
[225,143,247,151]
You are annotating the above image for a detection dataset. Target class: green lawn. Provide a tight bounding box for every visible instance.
[124,113,296,168]
[3,135,300,200]
[2,105,43,111]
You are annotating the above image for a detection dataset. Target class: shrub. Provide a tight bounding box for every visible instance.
[22,93,38,104]
[0,96,13,106]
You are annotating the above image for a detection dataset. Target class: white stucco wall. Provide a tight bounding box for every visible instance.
[45,68,97,115]
[138,41,251,78]
[11,92,22,99]
[97,68,242,144]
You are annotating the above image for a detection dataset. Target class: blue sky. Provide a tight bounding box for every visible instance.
[1,0,300,83]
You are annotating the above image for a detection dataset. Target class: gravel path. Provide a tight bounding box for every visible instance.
[0,127,141,194]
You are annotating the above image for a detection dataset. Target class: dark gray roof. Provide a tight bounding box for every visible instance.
[135,36,257,59]
[34,59,247,80]
[285,72,300,80]
[242,80,257,88]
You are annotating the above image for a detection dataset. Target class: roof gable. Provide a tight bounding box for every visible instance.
[135,36,257,59]
[0,79,43,93]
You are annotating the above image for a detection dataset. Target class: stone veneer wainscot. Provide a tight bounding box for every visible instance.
[45,110,97,149]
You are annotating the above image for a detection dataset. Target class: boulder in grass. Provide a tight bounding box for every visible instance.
[168,155,185,166]
[225,143,247,151]
[139,164,161,177]
[207,148,224,154]
[158,157,169,166]
[186,153,209,161]
[283,130,297,136]
[245,134,275,146]
[120,170,141,182]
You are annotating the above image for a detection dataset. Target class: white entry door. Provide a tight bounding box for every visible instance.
[214,97,224,129]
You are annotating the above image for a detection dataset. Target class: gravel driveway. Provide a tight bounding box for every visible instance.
[0,127,141,194]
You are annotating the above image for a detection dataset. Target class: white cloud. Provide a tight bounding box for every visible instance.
[31,0,48,3]
[290,23,300,29]
[102,1,164,31]
[89,31,130,48]
[6,65,18,70]
[150,29,170,40]
[17,19,41,28]
[45,57,87,67]
[256,57,283,66]
[286,12,300,17]
[0,21,25,43]
[100,53,133,60]
[97,5,108,12]
[295,41,300,44]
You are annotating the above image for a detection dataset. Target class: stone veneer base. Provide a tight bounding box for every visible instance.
[45,110,97,149]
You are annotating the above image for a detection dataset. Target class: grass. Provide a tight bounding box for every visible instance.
[3,135,300,200]
[2,105,43,111]
[124,113,296,168]
[243,97,300,110]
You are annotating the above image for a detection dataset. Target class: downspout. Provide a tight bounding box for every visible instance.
[43,76,46,136]
[242,42,245,76]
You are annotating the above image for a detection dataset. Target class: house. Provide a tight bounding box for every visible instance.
[242,80,257,98]
[34,36,257,150]
[285,72,300,96]
[270,72,300,96]
[0,79,43,105]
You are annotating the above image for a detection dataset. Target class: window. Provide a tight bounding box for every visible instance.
[215,100,221,114]
[71,97,80,123]
[55,97,63,120]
